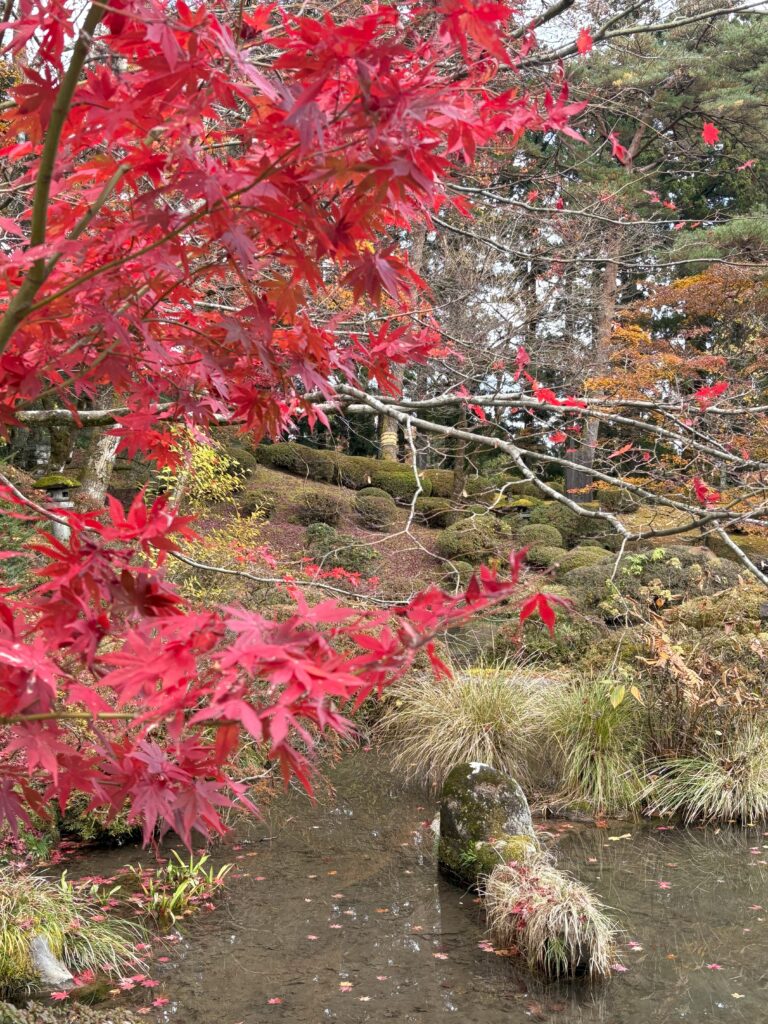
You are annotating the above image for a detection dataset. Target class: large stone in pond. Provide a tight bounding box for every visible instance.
[438,762,536,887]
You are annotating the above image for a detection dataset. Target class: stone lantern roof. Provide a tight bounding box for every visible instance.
[33,474,81,491]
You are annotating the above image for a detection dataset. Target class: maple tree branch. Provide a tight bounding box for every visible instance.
[0,0,105,355]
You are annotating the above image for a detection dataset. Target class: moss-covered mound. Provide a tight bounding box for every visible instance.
[293,488,344,525]
[305,523,379,574]
[667,581,768,631]
[594,485,640,513]
[423,468,455,498]
[525,545,566,568]
[354,493,397,531]
[566,544,742,622]
[705,531,768,567]
[357,486,393,501]
[555,546,612,577]
[515,523,563,548]
[414,496,460,528]
[434,516,510,564]
[529,501,619,549]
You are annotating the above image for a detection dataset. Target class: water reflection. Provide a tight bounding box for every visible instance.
[72,754,768,1023]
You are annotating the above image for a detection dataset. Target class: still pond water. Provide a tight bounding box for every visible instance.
[74,753,768,1024]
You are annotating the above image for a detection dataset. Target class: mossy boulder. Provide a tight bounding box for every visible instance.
[423,468,455,498]
[555,546,612,577]
[530,500,619,549]
[438,762,537,887]
[705,531,768,568]
[434,516,510,565]
[355,493,396,531]
[439,560,474,588]
[368,465,432,501]
[566,544,743,623]
[525,545,566,568]
[666,581,768,631]
[515,523,563,548]
[0,1003,141,1023]
[414,496,460,528]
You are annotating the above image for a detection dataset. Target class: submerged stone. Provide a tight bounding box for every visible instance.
[438,762,536,886]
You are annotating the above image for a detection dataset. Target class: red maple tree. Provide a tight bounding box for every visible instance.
[0,0,583,842]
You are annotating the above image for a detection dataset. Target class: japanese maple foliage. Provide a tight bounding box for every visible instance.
[0,0,583,842]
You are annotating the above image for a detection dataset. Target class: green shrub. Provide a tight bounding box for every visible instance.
[357,486,394,501]
[595,485,640,513]
[642,726,768,824]
[60,795,140,846]
[377,664,549,788]
[463,474,496,499]
[235,490,274,518]
[530,501,618,549]
[0,874,142,997]
[226,445,259,476]
[305,523,379,574]
[485,858,616,979]
[525,545,566,568]
[503,496,543,514]
[414,496,460,528]
[333,453,379,489]
[542,677,646,816]
[555,546,611,576]
[368,465,432,500]
[423,468,454,497]
[293,488,344,525]
[355,493,397,531]
[256,442,337,482]
[515,523,563,548]
[495,607,607,667]
[434,517,509,564]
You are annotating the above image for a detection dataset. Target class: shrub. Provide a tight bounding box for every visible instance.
[0,874,142,997]
[542,677,646,816]
[158,433,244,509]
[334,453,379,488]
[515,523,563,548]
[305,523,379,574]
[503,496,543,513]
[60,794,140,846]
[256,442,337,482]
[595,485,640,513]
[226,445,259,475]
[357,486,394,501]
[463,474,496,499]
[355,493,397,531]
[166,514,266,605]
[567,544,742,622]
[642,726,768,824]
[377,664,548,788]
[293,488,344,525]
[368,465,432,500]
[530,500,618,549]
[555,546,612,576]
[423,468,454,497]
[484,857,617,978]
[434,516,508,564]
[414,496,460,528]
[525,545,566,568]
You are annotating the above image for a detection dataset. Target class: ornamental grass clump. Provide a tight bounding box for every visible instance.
[377,662,547,788]
[484,856,617,979]
[642,725,768,824]
[544,677,645,816]
[0,872,143,997]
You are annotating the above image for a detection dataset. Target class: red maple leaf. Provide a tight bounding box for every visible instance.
[702,121,719,145]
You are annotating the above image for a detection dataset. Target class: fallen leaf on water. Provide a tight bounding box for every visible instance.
[267,997,283,1004]
[433,952,449,960]
[608,834,632,842]
[359,996,371,1001]
[307,935,318,940]
[376,976,388,981]
[339,982,353,991]
[706,964,723,970]
[732,993,745,999]
[658,881,672,890]
[611,964,628,973]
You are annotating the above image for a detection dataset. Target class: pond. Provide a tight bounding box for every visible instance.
[72,752,768,1023]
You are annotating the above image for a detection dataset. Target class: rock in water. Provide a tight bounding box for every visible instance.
[438,762,537,886]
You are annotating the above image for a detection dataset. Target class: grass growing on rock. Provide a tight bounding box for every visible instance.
[0,873,143,997]
[377,662,548,788]
[484,857,617,979]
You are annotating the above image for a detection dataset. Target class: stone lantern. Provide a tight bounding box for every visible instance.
[33,474,81,543]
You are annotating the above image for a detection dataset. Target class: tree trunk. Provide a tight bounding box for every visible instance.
[78,428,120,508]
[564,250,619,501]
